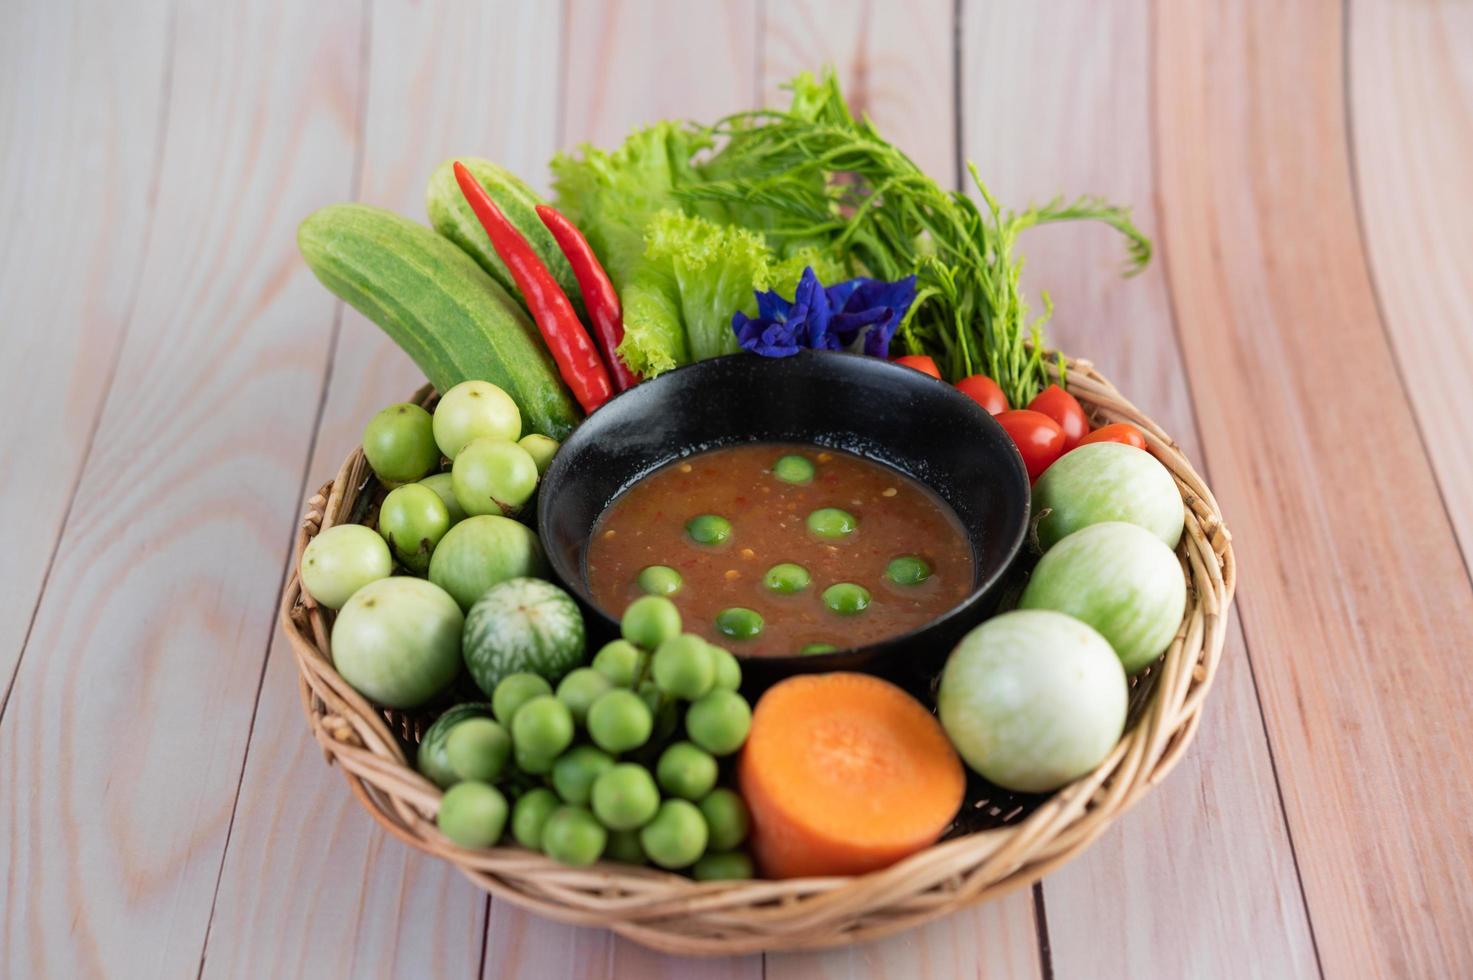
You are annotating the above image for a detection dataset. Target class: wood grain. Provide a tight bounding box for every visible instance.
[0,1,365,975]
[759,0,956,181]
[560,0,761,149]
[198,2,566,976]
[765,899,1041,980]
[1155,0,1473,974]
[0,0,172,710]
[3,0,1469,974]
[960,3,1319,975]
[1348,0,1473,569]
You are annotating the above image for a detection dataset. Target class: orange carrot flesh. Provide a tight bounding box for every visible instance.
[737,672,965,879]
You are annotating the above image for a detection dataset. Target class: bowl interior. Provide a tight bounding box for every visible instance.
[537,351,1030,677]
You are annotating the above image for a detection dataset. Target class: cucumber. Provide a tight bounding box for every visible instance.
[297,204,580,439]
[417,702,494,789]
[426,158,583,314]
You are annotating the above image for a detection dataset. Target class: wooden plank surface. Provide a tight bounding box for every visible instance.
[959,4,1319,976]
[0,0,172,710]
[1155,0,1473,974]
[1348,0,1473,569]
[0,2,365,976]
[560,0,761,148]
[3,0,1472,975]
[199,3,566,975]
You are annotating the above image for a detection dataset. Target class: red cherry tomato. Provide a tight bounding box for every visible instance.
[955,375,1009,415]
[996,409,1065,481]
[1027,384,1088,450]
[893,354,941,379]
[1076,421,1148,451]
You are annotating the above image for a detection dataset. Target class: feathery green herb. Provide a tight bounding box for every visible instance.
[681,72,1151,405]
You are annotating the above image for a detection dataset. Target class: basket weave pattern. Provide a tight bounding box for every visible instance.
[279,356,1235,956]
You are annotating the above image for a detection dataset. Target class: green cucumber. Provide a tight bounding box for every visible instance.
[297,204,580,440]
[426,158,583,314]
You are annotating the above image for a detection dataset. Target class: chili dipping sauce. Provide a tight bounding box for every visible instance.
[585,443,974,656]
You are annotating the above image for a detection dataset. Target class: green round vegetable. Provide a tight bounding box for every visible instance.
[800,642,838,655]
[330,577,462,708]
[604,829,646,864]
[636,564,684,597]
[491,672,552,726]
[511,786,560,849]
[551,745,615,806]
[433,380,522,460]
[591,640,648,687]
[772,454,815,484]
[806,507,856,539]
[451,437,539,518]
[590,763,661,831]
[709,647,742,690]
[514,745,557,776]
[511,695,574,758]
[685,689,752,756]
[692,851,754,881]
[714,607,764,641]
[586,690,653,754]
[463,577,585,696]
[639,799,708,870]
[656,741,718,800]
[938,610,1126,793]
[436,781,507,848]
[418,472,467,525]
[698,788,750,851]
[429,515,547,612]
[621,595,681,649]
[1019,521,1187,674]
[884,555,931,586]
[518,433,560,476]
[652,634,715,699]
[685,514,732,546]
[445,717,511,783]
[301,524,393,609]
[540,805,606,866]
[417,702,493,788]
[556,667,613,725]
[1033,442,1184,551]
[363,402,439,485]
[822,582,871,616]
[378,483,451,573]
[761,562,811,594]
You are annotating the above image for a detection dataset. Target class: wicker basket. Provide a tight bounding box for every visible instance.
[280,354,1234,956]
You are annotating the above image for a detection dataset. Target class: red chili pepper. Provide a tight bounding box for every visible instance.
[535,204,639,392]
[452,162,612,413]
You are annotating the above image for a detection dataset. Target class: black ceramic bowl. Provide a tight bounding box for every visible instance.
[536,351,1030,686]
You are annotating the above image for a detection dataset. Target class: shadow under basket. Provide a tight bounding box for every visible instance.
[279,353,1236,957]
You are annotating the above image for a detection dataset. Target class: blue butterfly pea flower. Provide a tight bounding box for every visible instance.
[732,267,917,359]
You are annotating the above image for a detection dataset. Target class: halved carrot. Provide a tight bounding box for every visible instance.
[737,672,965,879]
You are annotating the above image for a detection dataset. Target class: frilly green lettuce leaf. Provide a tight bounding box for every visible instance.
[550,122,710,287]
[617,259,688,378]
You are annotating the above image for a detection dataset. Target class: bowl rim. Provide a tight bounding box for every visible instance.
[536,350,1032,664]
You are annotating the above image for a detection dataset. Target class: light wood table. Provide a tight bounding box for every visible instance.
[3,1,1470,976]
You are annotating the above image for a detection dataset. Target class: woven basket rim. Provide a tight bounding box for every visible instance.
[279,353,1235,956]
